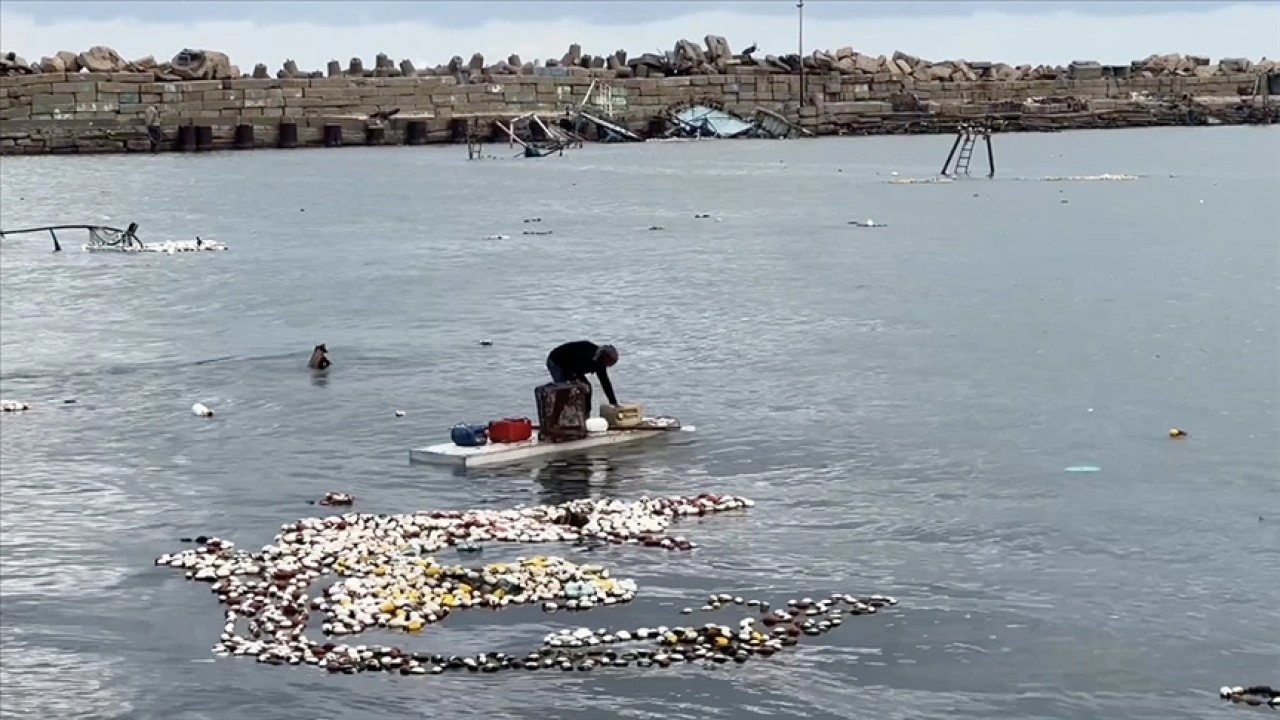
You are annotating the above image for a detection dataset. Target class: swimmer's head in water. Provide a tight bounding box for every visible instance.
[308,344,330,370]
[595,344,618,367]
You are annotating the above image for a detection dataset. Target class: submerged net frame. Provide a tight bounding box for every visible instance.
[87,226,141,248]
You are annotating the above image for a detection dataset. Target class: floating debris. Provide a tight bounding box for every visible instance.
[1219,685,1278,708]
[316,492,354,507]
[648,226,664,231]
[483,234,511,240]
[1064,466,1100,473]
[1,400,31,412]
[143,240,229,254]
[890,173,1138,185]
[694,213,712,219]
[192,402,214,418]
[157,515,895,675]
[149,494,895,677]
[848,219,886,228]
[522,218,542,223]
[522,230,553,236]
[529,593,896,671]
[889,177,955,185]
[1040,173,1138,182]
[479,340,493,346]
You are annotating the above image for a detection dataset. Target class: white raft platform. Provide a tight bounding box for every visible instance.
[410,418,693,469]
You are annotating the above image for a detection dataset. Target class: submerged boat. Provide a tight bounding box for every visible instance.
[0,222,228,254]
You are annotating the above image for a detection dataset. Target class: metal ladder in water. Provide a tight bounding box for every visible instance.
[953,132,977,175]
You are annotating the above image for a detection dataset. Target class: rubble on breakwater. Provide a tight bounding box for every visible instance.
[2,43,1274,83]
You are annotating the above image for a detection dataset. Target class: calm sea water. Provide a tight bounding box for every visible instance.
[1,127,1277,720]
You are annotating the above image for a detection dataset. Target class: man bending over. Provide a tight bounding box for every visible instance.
[546,341,620,409]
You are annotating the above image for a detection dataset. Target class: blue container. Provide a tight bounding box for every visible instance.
[450,423,489,447]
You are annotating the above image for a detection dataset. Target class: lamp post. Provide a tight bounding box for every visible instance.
[797,0,806,107]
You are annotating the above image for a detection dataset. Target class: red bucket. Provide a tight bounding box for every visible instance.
[488,417,533,443]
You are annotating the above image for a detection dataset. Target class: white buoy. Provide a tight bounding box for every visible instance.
[192,402,214,417]
[585,417,608,434]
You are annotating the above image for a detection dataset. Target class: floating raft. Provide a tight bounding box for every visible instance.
[410,418,692,468]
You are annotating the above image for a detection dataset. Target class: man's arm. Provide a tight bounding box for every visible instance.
[596,366,618,406]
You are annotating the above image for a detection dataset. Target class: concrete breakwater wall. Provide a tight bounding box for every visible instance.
[1,43,1275,155]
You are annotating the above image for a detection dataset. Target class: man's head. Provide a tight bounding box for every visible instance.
[595,344,619,367]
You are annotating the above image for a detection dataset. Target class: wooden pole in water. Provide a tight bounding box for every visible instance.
[495,121,528,149]
[984,127,996,178]
[941,132,963,175]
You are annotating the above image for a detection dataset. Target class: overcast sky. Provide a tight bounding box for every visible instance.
[2,2,1276,71]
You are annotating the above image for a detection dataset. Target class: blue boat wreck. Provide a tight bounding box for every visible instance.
[662,102,810,140]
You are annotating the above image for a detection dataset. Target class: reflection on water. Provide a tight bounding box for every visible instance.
[1,128,1277,720]
[533,456,620,504]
